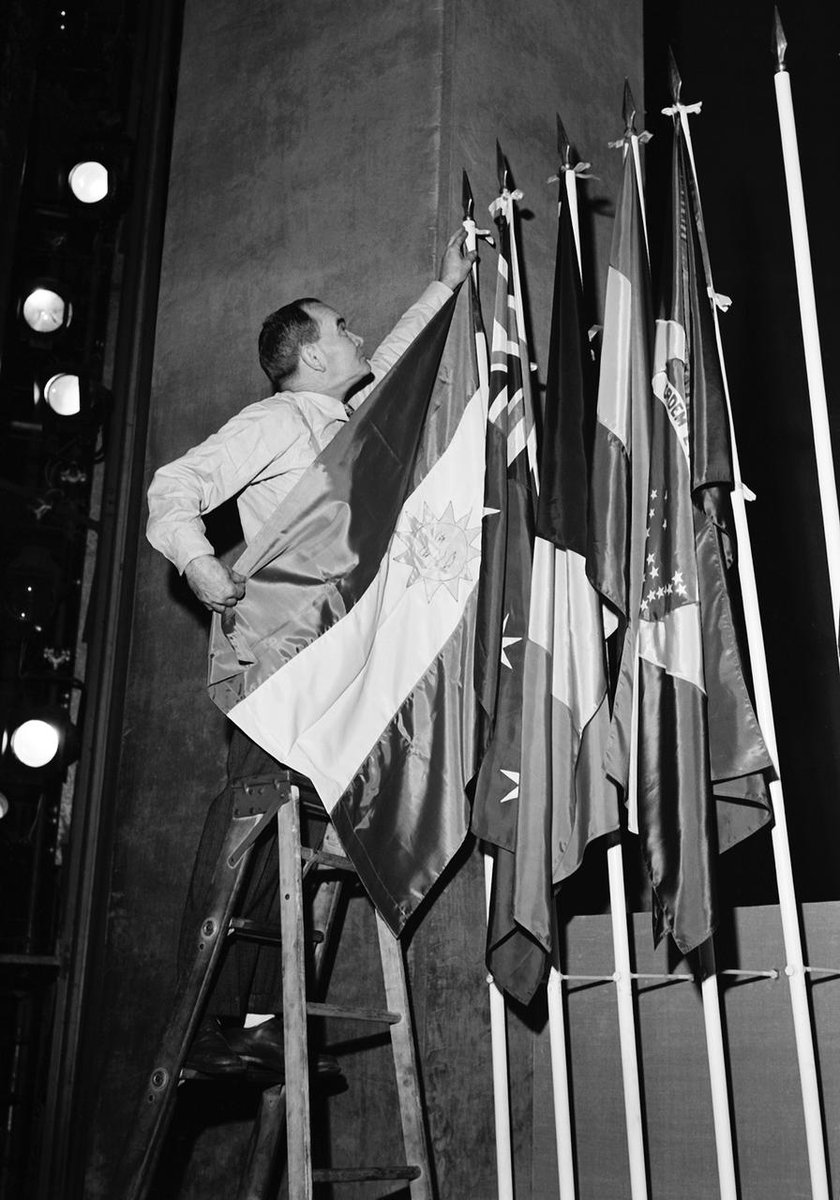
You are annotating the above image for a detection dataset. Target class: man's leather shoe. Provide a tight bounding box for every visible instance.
[226,1017,341,1079]
[184,1018,247,1076]
[225,1017,286,1075]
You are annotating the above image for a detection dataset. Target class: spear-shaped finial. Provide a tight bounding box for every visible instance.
[462,170,474,222]
[622,79,637,134]
[496,140,511,191]
[667,46,682,105]
[773,7,788,72]
[556,113,572,168]
[461,168,495,245]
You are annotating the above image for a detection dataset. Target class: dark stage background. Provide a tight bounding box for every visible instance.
[641,0,840,907]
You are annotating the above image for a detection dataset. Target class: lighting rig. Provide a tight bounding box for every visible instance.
[0,2,137,1193]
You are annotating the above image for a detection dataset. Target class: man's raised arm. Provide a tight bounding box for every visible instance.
[348,227,476,410]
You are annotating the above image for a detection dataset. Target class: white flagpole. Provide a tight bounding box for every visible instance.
[484,854,515,1200]
[639,86,739,1198]
[678,98,830,1200]
[546,964,575,1198]
[605,845,648,1199]
[463,202,515,1200]
[773,13,840,661]
[660,99,739,1200]
[548,161,579,1200]
[698,941,738,1200]
[626,129,647,842]
[594,115,649,1198]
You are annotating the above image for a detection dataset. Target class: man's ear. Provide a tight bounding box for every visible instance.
[299,342,325,373]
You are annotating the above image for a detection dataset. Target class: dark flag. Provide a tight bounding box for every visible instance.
[207,282,487,934]
[515,173,619,982]
[633,114,773,951]
[469,180,541,1000]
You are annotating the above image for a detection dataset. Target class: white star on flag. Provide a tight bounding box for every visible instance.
[500,612,520,669]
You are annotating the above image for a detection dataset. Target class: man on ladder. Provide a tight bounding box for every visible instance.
[144,229,474,1100]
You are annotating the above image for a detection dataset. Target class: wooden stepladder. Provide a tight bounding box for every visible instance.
[114,771,434,1200]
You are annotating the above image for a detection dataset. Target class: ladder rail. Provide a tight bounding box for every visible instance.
[115,770,436,1200]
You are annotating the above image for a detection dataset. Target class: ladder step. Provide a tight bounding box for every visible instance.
[229,918,323,945]
[306,1000,400,1025]
[300,846,357,872]
[312,1165,421,1183]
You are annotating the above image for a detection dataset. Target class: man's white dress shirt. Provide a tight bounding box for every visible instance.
[146,282,451,573]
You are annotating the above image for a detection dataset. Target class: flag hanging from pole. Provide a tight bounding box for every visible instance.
[514,169,619,982]
[585,131,655,807]
[206,283,487,935]
[471,179,538,850]
[470,173,541,1001]
[633,111,773,952]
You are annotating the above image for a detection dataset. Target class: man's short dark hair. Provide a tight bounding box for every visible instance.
[258,298,321,390]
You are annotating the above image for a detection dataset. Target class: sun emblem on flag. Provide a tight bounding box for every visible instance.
[394,501,481,601]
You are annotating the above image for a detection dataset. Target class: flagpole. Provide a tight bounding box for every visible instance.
[544,963,575,1198]
[591,97,649,1200]
[698,941,738,1200]
[674,79,830,1200]
[484,854,515,1200]
[622,82,651,841]
[605,846,649,1198]
[462,174,494,409]
[653,86,738,1200]
[464,185,515,1200]
[625,121,646,842]
[772,10,840,660]
[532,133,579,1200]
[636,74,741,1198]
[506,192,540,490]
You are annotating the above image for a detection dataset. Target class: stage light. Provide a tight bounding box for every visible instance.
[43,372,81,416]
[11,720,61,769]
[32,367,110,429]
[3,708,79,778]
[68,161,109,205]
[21,286,72,334]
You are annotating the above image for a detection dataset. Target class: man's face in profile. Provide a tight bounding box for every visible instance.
[304,302,370,395]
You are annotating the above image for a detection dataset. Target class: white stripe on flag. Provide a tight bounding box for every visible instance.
[596,266,633,449]
[638,603,705,693]
[528,538,606,733]
[228,387,487,811]
[525,426,538,479]
[506,386,524,415]
[488,393,507,424]
[507,416,527,465]
[551,545,606,729]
